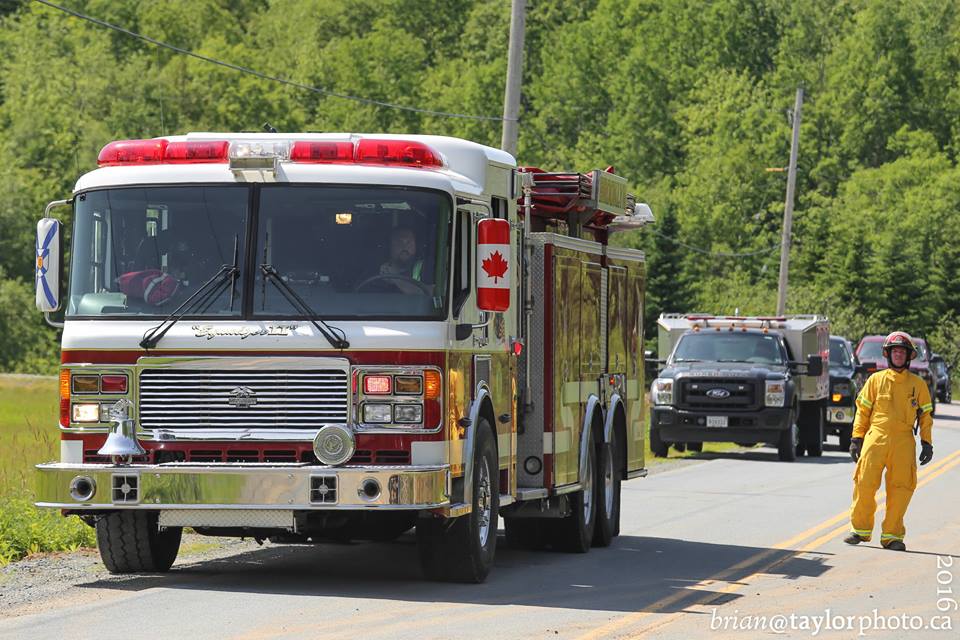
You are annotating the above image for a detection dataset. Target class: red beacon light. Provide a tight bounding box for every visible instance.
[97,139,229,167]
[165,140,229,163]
[97,139,167,166]
[355,138,444,168]
[290,141,354,163]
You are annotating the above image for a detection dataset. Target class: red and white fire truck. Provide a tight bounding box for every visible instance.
[33,133,652,582]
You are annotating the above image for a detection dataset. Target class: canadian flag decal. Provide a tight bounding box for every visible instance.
[477,218,510,312]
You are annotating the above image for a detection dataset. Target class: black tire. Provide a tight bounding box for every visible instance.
[96,511,181,573]
[593,432,621,548]
[686,442,703,453]
[551,440,597,553]
[946,386,952,404]
[838,426,852,452]
[417,421,498,583]
[798,403,824,457]
[504,518,546,550]
[649,423,669,458]
[735,442,756,448]
[778,421,798,462]
[931,394,937,416]
[673,442,687,453]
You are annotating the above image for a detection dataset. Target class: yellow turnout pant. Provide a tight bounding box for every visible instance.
[850,429,917,543]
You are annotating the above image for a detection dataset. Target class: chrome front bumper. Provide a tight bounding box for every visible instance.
[35,462,450,511]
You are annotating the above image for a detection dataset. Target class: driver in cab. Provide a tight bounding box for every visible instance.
[377,227,426,293]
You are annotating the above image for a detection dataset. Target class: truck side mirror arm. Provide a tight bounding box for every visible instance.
[455,311,491,341]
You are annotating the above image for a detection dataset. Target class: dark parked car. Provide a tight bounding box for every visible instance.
[825,336,863,450]
[855,335,937,414]
[931,353,952,404]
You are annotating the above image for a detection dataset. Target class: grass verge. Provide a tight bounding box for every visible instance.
[0,375,96,565]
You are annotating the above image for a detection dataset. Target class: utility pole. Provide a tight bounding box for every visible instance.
[501,0,526,157]
[776,87,803,316]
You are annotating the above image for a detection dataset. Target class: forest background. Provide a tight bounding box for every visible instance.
[3,0,960,370]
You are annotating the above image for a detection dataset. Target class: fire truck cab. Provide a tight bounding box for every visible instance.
[33,133,652,582]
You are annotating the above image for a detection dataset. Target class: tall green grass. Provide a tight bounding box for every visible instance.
[0,376,95,565]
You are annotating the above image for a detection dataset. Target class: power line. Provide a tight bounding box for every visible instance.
[34,0,506,122]
[650,227,782,258]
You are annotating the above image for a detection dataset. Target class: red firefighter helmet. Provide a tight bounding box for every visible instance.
[881,331,918,360]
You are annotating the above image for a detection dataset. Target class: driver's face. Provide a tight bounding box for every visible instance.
[390,229,417,265]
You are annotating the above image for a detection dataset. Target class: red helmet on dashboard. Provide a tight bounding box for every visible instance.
[881,331,918,360]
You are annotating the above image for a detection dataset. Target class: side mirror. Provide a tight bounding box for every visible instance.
[806,355,823,377]
[35,218,62,312]
[476,218,510,312]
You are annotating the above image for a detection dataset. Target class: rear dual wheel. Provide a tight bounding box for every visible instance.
[551,441,597,553]
[593,431,622,547]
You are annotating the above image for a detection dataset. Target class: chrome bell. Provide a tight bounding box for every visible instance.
[97,399,146,461]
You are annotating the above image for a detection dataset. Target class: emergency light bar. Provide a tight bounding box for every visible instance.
[97,137,445,169]
[686,315,787,330]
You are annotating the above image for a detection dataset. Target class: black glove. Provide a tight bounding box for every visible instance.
[920,441,933,466]
[849,437,863,462]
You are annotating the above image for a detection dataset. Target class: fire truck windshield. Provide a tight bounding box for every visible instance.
[67,185,451,320]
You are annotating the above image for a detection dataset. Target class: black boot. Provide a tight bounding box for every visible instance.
[843,533,868,545]
[882,540,906,551]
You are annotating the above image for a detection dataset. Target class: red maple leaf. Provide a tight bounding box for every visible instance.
[482,250,508,283]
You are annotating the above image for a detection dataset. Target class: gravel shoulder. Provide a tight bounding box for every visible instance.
[0,533,271,619]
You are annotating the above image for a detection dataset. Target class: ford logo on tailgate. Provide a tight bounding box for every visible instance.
[706,388,731,399]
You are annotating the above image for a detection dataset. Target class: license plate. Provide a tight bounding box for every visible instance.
[706,416,728,428]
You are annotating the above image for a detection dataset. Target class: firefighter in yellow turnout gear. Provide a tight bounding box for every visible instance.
[844,332,934,551]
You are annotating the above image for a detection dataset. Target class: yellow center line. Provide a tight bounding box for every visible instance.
[628,451,960,639]
[576,447,960,640]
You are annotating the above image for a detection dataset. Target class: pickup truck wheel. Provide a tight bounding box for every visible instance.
[797,403,824,457]
[649,423,669,458]
[686,442,703,453]
[96,511,181,573]
[417,421,498,582]
[551,441,597,553]
[838,427,852,452]
[593,433,621,548]
[778,421,798,462]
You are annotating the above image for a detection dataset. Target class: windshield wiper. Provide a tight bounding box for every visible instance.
[140,264,238,349]
[673,358,702,363]
[260,264,349,349]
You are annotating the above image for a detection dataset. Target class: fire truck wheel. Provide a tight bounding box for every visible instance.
[649,424,669,458]
[504,518,546,550]
[552,439,597,553]
[592,434,621,548]
[96,511,182,573]
[417,421,498,583]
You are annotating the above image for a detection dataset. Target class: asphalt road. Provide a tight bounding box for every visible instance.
[2,407,959,640]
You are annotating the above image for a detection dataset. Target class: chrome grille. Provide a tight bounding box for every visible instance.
[678,378,758,410]
[138,369,348,429]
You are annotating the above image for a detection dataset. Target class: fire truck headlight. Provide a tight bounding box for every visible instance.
[72,403,100,423]
[313,424,355,466]
[362,403,392,423]
[394,404,423,423]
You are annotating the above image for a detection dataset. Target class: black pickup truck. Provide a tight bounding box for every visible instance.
[651,315,827,462]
